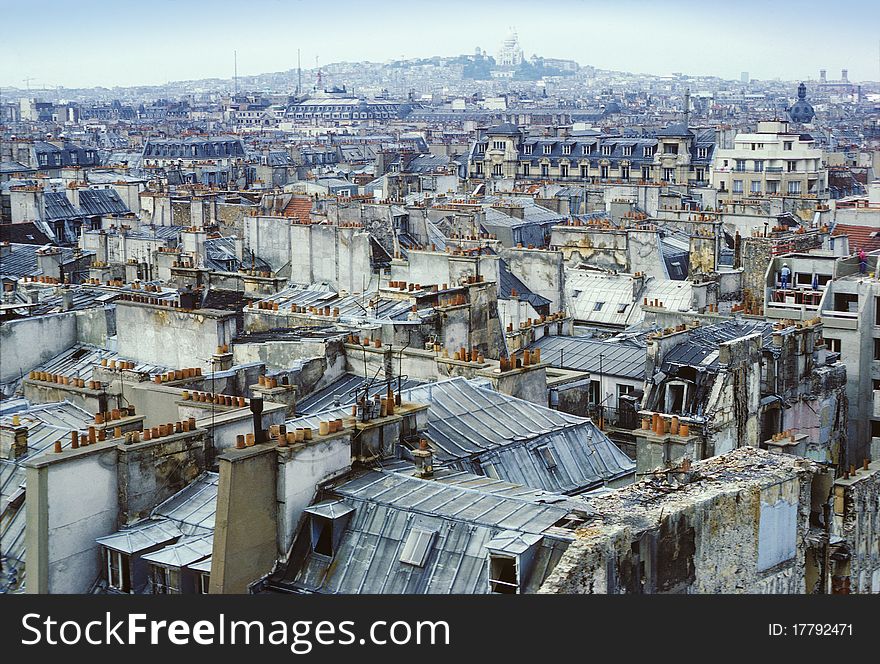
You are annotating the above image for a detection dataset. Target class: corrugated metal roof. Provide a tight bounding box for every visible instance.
[298,372,424,414]
[400,378,634,493]
[96,520,182,554]
[152,472,218,537]
[529,335,646,378]
[272,467,576,594]
[78,189,130,216]
[141,534,213,568]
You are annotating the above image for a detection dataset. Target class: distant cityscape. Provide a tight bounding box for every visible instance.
[1,20,879,600]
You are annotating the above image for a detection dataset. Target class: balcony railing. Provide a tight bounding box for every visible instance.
[586,404,639,431]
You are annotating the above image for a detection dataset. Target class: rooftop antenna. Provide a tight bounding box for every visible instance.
[233,50,238,96]
[297,49,302,96]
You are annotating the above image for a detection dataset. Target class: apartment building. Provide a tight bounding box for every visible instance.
[712,120,826,200]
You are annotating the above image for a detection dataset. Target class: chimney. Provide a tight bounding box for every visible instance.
[841,69,848,83]
[0,241,11,258]
[36,247,63,281]
[412,438,434,478]
[0,419,28,460]
[819,69,827,84]
[61,288,74,312]
[250,395,266,444]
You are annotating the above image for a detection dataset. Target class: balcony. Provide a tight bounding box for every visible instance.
[766,166,784,173]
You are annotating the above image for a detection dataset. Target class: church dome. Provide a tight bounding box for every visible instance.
[788,82,815,123]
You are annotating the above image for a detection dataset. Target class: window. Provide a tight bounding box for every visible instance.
[593,301,604,311]
[521,163,530,176]
[38,153,48,166]
[489,554,519,594]
[642,166,651,180]
[719,181,727,191]
[69,151,78,165]
[874,339,880,361]
[523,145,533,155]
[751,181,762,194]
[151,565,180,594]
[600,165,609,179]
[493,164,503,176]
[311,516,335,557]
[663,143,678,155]
[580,165,589,178]
[582,144,592,155]
[476,143,485,154]
[562,144,572,155]
[492,140,505,150]
[663,168,675,182]
[542,144,552,155]
[622,145,633,157]
[643,146,655,158]
[482,460,499,479]
[197,573,210,594]
[475,162,483,175]
[617,384,635,404]
[753,160,764,172]
[695,168,704,181]
[541,164,549,177]
[733,180,744,194]
[105,549,130,592]
[560,164,569,178]
[400,528,437,567]
[617,303,628,313]
[784,141,793,151]
[787,161,797,173]
[535,445,557,469]
[697,147,709,159]
[735,159,746,172]
[767,180,779,194]
[620,165,630,180]
[787,181,801,194]
[601,144,613,156]
[825,337,841,354]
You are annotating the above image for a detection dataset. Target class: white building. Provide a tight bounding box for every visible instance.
[712,120,826,199]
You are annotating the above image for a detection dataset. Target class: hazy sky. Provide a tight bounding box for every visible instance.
[0,0,877,88]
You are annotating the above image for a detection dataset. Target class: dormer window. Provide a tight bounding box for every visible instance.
[582,144,591,155]
[643,146,655,158]
[542,144,552,155]
[489,554,519,594]
[562,144,572,155]
[622,145,633,157]
[304,501,355,560]
[697,147,709,159]
[523,145,533,155]
[601,145,613,156]
[492,140,506,151]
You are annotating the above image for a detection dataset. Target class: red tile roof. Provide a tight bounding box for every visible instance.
[833,224,880,252]
[282,196,312,222]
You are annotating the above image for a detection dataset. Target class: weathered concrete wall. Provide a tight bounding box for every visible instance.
[287,223,374,292]
[627,230,667,280]
[500,246,564,311]
[210,443,278,593]
[539,449,813,594]
[117,431,207,525]
[0,312,77,387]
[25,442,119,594]
[116,301,237,372]
[76,305,114,347]
[833,461,880,593]
[276,431,352,556]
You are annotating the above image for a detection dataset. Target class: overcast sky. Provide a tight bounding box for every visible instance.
[1,0,877,88]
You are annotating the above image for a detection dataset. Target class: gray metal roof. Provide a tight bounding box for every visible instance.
[401,378,635,493]
[273,468,574,594]
[95,519,183,555]
[528,335,646,379]
[152,472,218,537]
[297,372,424,414]
[0,243,80,280]
[77,189,130,217]
[140,534,213,568]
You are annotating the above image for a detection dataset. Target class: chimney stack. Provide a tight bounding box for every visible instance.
[250,396,265,444]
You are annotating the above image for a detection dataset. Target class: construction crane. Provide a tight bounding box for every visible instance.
[22,78,36,91]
